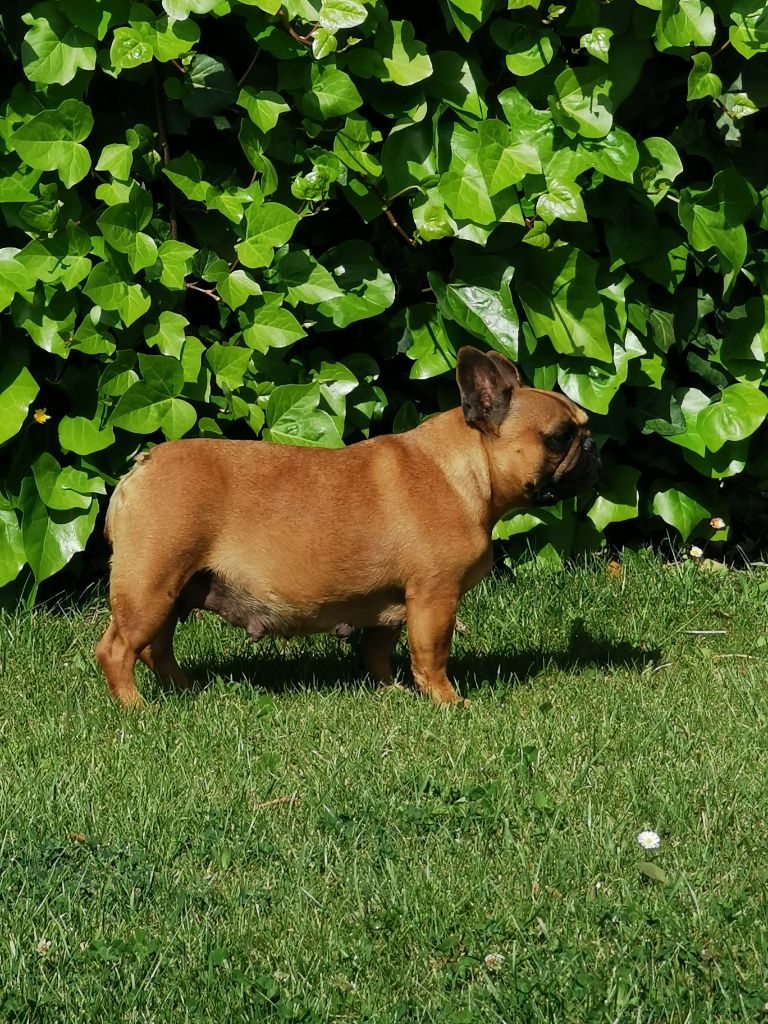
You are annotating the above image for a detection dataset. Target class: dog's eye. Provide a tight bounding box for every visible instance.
[545,426,576,453]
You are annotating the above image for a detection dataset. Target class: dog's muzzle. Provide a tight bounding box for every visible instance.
[533,437,600,506]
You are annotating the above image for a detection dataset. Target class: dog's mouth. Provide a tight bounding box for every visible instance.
[533,444,600,506]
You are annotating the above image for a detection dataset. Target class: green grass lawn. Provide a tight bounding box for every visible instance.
[1,552,767,1023]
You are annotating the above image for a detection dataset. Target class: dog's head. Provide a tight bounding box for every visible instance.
[457,346,599,510]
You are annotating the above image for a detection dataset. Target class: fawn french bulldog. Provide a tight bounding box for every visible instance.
[96,347,598,708]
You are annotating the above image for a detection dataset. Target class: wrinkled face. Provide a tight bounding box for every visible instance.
[506,389,600,507]
[456,346,599,511]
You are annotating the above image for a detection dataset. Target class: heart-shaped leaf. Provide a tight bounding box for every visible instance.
[10,99,93,187]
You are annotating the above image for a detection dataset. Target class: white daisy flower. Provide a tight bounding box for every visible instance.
[637,830,661,850]
[484,952,505,972]
[689,545,703,559]
[36,939,51,956]
[709,517,726,530]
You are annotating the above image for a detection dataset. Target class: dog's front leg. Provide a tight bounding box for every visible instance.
[406,584,468,707]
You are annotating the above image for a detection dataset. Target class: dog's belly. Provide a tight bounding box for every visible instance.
[179,571,405,639]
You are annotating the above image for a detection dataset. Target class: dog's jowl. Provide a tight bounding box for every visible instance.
[96,347,599,708]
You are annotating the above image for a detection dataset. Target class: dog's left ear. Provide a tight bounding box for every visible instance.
[456,347,523,436]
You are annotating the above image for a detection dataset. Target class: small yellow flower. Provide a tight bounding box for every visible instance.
[710,517,726,531]
[689,545,703,559]
[33,408,51,424]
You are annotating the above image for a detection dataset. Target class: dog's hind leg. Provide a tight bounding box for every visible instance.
[360,626,401,685]
[96,567,190,708]
[138,611,193,692]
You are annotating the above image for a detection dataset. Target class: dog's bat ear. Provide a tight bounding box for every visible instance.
[486,351,523,389]
[456,347,522,436]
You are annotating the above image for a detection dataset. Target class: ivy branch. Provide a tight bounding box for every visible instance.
[152,65,178,241]
[278,7,316,46]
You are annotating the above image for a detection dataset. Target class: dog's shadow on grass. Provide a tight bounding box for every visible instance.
[179,618,660,697]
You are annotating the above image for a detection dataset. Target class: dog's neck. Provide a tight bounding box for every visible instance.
[404,408,497,532]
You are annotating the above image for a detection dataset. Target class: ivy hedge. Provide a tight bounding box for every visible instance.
[1,0,768,598]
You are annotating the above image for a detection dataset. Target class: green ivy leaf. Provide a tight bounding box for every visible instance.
[162,0,221,18]
[729,1,768,59]
[444,0,497,41]
[697,383,768,451]
[426,52,488,120]
[0,348,39,446]
[216,268,262,309]
[9,99,93,188]
[663,387,709,456]
[413,190,456,242]
[275,251,344,305]
[401,304,456,379]
[439,120,539,227]
[536,179,587,224]
[687,52,721,100]
[635,137,683,204]
[13,288,76,358]
[58,414,116,456]
[21,3,97,85]
[492,19,557,76]
[20,479,99,583]
[0,249,37,312]
[581,27,613,62]
[163,151,212,201]
[235,202,301,269]
[109,354,196,439]
[97,186,157,273]
[587,466,640,530]
[242,301,306,352]
[333,114,382,178]
[96,142,133,180]
[683,440,750,480]
[577,128,639,183]
[182,54,237,117]
[656,0,716,50]
[156,240,197,289]
[517,249,612,363]
[679,168,757,288]
[312,26,338,60]
[0,158,42,203]
[0,498,25,588]
[300,65,362,120]
[318,0,367,30]
[430,272,520,361]
[265,384,344,447]
[206,343,252,391]
[651,482,710,540]
[31,453,105,512]
[145,311,189,359]
[376,20,433,87]
[84,263,151,327]
[550,66,613,139]
[238,87,290,133]
[110,6,200,70]
[558,333,645,414]
[317,241,395,327]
